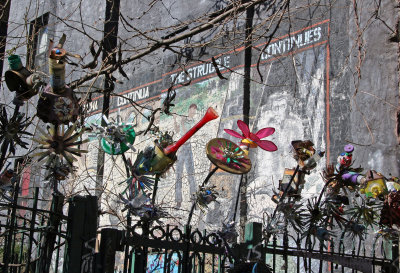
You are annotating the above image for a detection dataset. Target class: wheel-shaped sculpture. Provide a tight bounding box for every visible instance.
[206,138,251,174]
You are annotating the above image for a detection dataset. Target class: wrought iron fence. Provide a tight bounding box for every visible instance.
[96,221,400,273]
[0,187,67,273]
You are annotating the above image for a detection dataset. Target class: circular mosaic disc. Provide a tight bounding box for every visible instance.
[206,138,251,174]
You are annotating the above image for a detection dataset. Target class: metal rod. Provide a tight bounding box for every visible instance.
[17,219,26,273]
[151,174,160,205]
[24,187,39,273]
[3,169,20,272]
[232,174,243,223]
[55,224,61,273]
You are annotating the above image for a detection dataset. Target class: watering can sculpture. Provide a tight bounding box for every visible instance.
[134,107,219,176]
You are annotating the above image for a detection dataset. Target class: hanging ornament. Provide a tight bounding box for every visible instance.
[119,193,167,223]
[291,140,325,171]
[37,34,81,124]
[129,132,174,176]
[217,222,238,244]
[44,157,72,181]
[344,221,366,241]
[206,138,251,174]
[323,145,365,196]
[4,54,45,103]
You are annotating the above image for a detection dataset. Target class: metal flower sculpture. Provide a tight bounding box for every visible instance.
[263,212,286,236]
[306,226,334,243]
[195,185,219,211]
[33,123,88,166]
[217,221,239,244]
[120,158,155,199]
[276,202,307,233]
[0,106,32,155]
[224,120,277,152]
[90,113,135,155]
[343,221,366,241]
[119,193,167,224]
[345,199,380,227]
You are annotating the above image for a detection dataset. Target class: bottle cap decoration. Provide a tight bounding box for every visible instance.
[206,138,251,174]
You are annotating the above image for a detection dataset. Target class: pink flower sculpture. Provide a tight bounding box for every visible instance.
[224,120,277,152]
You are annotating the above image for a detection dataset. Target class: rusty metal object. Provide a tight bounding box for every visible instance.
[37,85,80,125]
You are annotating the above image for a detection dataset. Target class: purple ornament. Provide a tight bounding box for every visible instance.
[344,144,354,153]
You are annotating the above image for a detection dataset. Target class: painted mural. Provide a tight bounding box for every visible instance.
[79,20,330,229]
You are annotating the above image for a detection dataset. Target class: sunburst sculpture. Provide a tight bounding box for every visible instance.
[33,123,88,166]
[0,106,32,155]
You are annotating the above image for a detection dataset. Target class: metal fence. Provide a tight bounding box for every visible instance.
[0,187,66,273]
[1,189,399,273]
[98,222,400,273]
